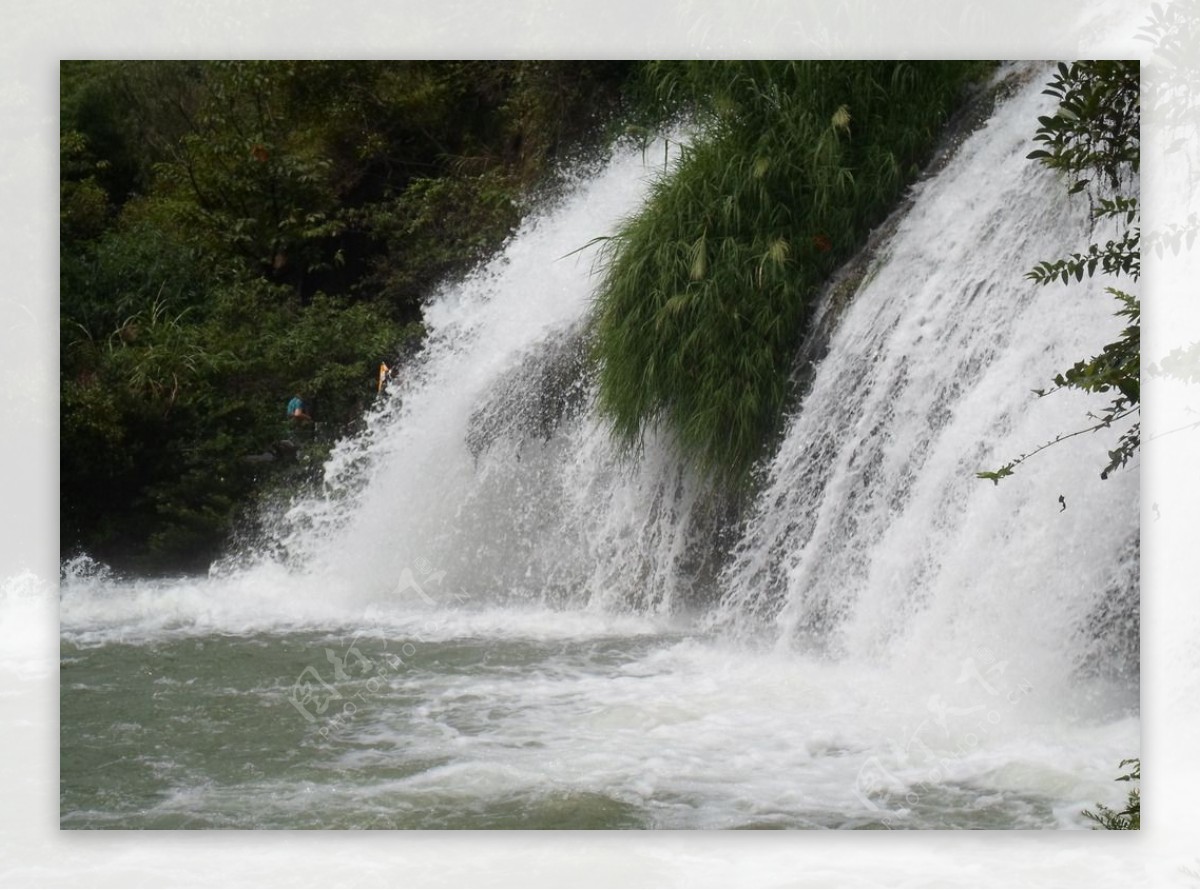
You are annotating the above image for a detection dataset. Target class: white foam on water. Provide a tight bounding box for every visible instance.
[58,65,1138,830]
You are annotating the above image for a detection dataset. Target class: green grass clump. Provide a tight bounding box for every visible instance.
[592,61,987,483]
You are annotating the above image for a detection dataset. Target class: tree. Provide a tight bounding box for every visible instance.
[59,61,638,572]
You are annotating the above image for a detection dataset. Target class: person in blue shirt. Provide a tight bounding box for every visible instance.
[286,393,312,423]
[244,396,308,467]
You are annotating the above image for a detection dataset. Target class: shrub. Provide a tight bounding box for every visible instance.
[591,61,984,482]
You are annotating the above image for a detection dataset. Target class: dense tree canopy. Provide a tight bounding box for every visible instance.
[69,60,1111,573]
[61,60,635,572]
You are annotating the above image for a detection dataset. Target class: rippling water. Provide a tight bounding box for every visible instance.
[60,63,1138,831]
[60,603,1135,830]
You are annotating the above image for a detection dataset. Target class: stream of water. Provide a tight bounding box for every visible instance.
[60,64,1138,830]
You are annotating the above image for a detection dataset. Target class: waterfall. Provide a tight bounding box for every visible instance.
[67,63,1138,681]
[247,63,1134,677]
[236,142,731,617]
[58,62,1139,831]
[714,65,1139,695]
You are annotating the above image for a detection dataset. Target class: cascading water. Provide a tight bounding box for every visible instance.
[715,72,1139,672]
[59,64,1137,829]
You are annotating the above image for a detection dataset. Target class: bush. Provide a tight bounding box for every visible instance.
[591,61,985,482]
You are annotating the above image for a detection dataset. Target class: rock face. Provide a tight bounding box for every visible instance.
[465,323,591,461]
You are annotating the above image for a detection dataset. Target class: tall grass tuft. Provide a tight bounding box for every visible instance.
[591,61,987,483]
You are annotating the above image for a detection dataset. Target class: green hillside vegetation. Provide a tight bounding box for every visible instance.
[61,60,991,572]
[590,61,987,483]
[61,60,634,572]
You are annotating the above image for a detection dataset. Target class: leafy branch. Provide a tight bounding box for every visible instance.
[1082,758,1140,830]
[1028,60,1139,192]
[978,60,1139,485]
[1025,226,1139,284]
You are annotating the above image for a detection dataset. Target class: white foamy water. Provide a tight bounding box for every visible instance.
[715,64,1138,697]
[59,64,1137,830]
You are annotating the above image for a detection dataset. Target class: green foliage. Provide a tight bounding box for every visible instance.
[60,130,113,242]
[1026,229,1139,284]
[145,61,339,283]
[497,61,637,176]
[591,61,984,482]
[356,169,521,309]
[1048,288,1139,479]
[60,61,168,204]
[1028,61,1140,193]
[259,291,419,421]
[60,60,637,571]
[1082,758,1140,829]
[978,60,1139,485]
